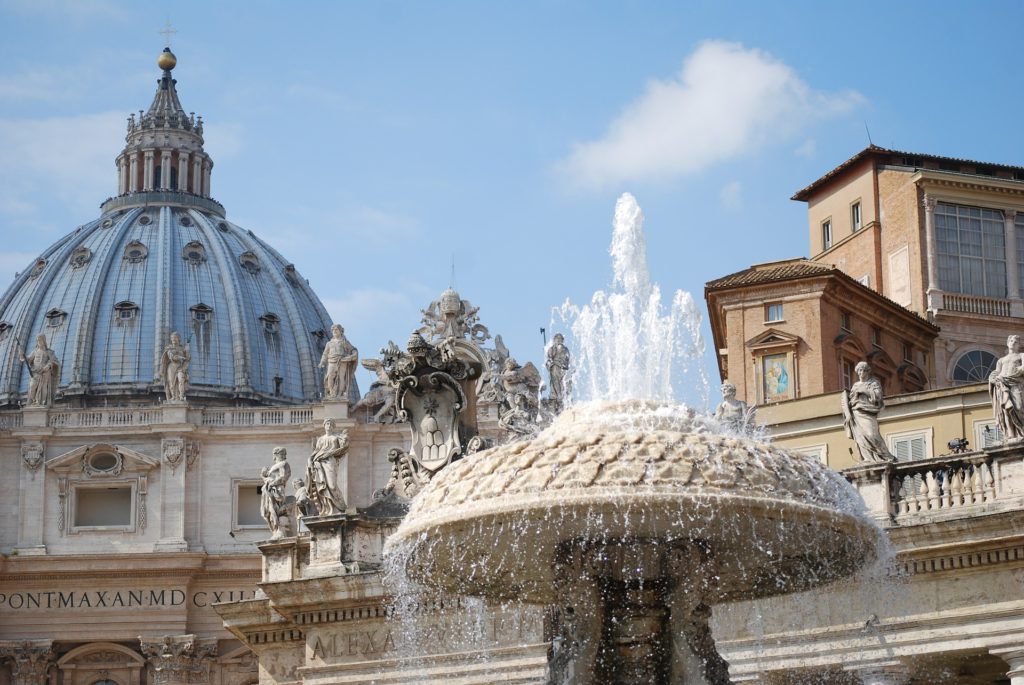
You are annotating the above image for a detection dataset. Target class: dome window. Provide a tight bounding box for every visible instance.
[138,215,152,226]
[217,221,229,232]
[260,313,281,334]
[239,251,261,274]
[113,301,139,322]
[284,264,302,287]
[180,215,193,227]
[101,218,114,229]
[69,247,92,269]
[0,321,11,342]
[29,259,46,279]
[183,241,207,265]
[190,303,213,323]
[45,308,67,328]
[124,241,148,263]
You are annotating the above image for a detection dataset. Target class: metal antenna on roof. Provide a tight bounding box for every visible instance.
[864,121,874,146]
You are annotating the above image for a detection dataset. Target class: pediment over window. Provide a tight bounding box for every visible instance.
[746,328,800,352]
[47,443,159,475]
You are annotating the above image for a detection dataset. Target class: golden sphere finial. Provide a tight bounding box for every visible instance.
[157,47,177,72]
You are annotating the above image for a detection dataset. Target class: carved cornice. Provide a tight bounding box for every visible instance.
[897,541,1024,577]
[243,628,304,645]
[294,604,388,626]
[0,641,55,685]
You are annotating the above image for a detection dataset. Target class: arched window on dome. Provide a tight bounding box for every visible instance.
[69,246,92,269]
[190,303,213,324]
[113,301,139,323]
[239,251,261,274]
[124,241,148,263]
[260,313,280,334]
[0,321,11,342]
[183,241,206,265]
[952,349,998,385]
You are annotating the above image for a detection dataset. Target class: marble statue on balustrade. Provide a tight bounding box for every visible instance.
[261,447,292,539]
[841,361,895,462]
[352,357,398,423]
[159,331,190,402]
[292,478,317,518]
[989,334,1024,443]
[714,382,756,433]
[306,418,349,515]
[320,324,358,400]
[20,334,59,406]
[545,333,571,409]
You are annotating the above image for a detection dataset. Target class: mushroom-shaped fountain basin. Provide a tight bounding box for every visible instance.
[385,400,882,605]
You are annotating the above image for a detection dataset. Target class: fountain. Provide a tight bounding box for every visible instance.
[384,194,884,684]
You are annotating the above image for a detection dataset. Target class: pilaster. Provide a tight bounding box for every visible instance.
[160,150,171,190]
[155,437,192,551]
[177,152,189,192]
[922,194,941,313]
[129,153,139,192]
[191,156,201,194]
[16,439,47,554]
[0,641,55,685]
[143,150,155,191]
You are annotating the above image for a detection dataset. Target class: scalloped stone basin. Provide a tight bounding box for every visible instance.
[385,401,883,683]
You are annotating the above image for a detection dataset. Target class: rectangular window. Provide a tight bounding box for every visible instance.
[1015,214,1024,296]
[902,342,913,362]
[890,433,929,461]
[841,359,854,390]
[851,201,862,231]
[234,481,264,528]
[765,303,784,322]
[822,219,833,250]
[976,420,1003,449]
[872,327,882,347]
[73,485,133,529]
[840,311,852,331]
[935,202,1007,298]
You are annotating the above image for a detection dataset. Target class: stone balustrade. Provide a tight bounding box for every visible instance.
[48,408,162,428]
[844,444,1024,523]
[940,292,1012,317]
[0,410,23,430]
[200,407,314,427]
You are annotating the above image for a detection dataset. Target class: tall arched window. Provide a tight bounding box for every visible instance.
[952,349,997,385]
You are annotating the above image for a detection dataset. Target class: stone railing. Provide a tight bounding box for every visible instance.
[0,411,23,430]
[48,408,162,428]
[100,190,225,217]
[845,447,1024,522]
[200,407,315,427]
[940,292,1011,317]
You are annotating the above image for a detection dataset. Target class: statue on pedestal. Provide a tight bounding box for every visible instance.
[306,418,349,515]
[714,382,756,432]
[160,331,190,402]
[292,478,317,518]
[260,447,292,538]
[499,357,542,436]
[842,361,895,462]
[989,334,1024,442]
[545,333,571,407]
[20,334,59,406]
[320,324,358,399]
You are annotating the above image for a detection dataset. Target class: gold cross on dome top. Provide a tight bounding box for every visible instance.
[159,20,177,48]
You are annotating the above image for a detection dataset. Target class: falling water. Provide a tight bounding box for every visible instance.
[557,192,709,408]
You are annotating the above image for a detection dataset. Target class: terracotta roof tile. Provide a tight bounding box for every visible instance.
[705,259,833,288]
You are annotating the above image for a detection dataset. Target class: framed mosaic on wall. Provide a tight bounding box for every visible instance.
[761,353,791,403]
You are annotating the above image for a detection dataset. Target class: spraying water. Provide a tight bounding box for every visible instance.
[558,193,709,408]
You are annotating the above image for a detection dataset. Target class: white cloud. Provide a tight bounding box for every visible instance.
[0,0,127,21]
[795,139,817,158]
[0,111,124,218]
[719,181,743,210]
[202,121,244,161]
[323,288,419,335]
[560,41,863,188]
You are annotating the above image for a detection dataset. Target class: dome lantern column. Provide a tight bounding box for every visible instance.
[143,149,155,191]
[177,151,189,192]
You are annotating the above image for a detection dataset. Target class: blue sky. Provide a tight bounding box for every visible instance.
[2,0,1023,406]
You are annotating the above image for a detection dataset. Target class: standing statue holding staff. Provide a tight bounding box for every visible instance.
[989,334,1024,442]
[261,447,292,539]
[306,418,350,515]
[320,324,358,399]
[841,361,895,462]
[20,334,60,406]
[160,331,191,402]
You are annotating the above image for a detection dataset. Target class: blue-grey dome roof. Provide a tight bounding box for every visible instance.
[0,206,339,405]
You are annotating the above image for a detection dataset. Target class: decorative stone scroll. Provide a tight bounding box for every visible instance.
[0,640,55,685]
[139,635,217,685]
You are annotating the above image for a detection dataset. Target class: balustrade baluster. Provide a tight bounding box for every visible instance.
[981,462,996,501]
[950,469,964,508]
[926,471,940,510]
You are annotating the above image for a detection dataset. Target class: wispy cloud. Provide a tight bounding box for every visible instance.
[795,139,817,159]
[559,41,863,189]
[719,181,743,210]
[323,287,423,340]
[0,111,124,219]
[0,0,128,21]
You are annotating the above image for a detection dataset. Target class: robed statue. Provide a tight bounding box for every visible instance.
[20,334,59,406]
[320,324,358,399]
[841,361,895,462]
[989,335,1024,443]
[261,447,292,539]
[160,331,191,402]
[306,418,349,515]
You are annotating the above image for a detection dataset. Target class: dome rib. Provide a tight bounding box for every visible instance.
[194,212,254,398]
[67,210,141,396]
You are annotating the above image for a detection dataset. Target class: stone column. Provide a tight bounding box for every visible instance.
[154,437,190,552]
[0,641,55,685]
[191,156,202,194]
[1005,210,1024,316]
[140,635,217,685]
[922,194,941,313]
[202,160,212,197]
[160,150,171,190]
[117,157,127,195]
[852,662,912,685]
[177,152,189,192]
[129,153,139,192]
[993,647,1024,685]
[143,150,155,191]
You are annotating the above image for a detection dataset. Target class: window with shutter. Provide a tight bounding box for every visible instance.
[891,433,928,461]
